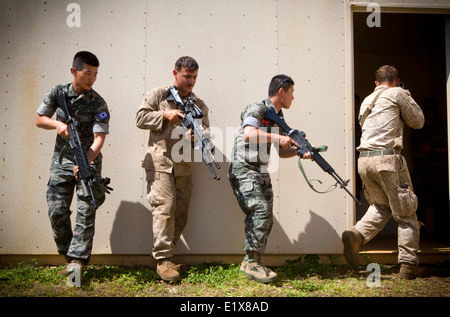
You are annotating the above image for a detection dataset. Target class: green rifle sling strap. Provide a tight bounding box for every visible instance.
[297,145,338,194]
[58,142,69,165]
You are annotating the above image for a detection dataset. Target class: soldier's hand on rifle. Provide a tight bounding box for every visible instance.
[302,151,312,160]
[55,121,69,138]
[73,165,79,180]
[279,135,296,149]
[164,109,184,123]
[185,129,195,142]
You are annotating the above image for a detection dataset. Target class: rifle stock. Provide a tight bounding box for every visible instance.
[264,107,361,205]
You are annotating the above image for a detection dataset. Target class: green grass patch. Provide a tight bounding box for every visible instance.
[1,257,448,297]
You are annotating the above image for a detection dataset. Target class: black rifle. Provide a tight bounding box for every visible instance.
[166,85,221,180]
[58,91,99,209]
[264,107,361,205]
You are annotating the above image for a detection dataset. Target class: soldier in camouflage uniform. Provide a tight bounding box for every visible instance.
[228,75,311,283]
[35,51,110,276]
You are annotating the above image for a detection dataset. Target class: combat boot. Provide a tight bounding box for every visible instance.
[156,259,180,282]
[398,263,428,280]
[239,254,248,273]
[58,259,84,276]
[57,262,71,276]
[245,252,278,283]
[341,228,363,270]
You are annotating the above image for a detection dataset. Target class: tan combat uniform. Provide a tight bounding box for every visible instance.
[356,86,424,265]
[136,85,209,260]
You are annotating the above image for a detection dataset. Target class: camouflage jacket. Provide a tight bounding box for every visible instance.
[37,83,110,166]
[229,98,282,177]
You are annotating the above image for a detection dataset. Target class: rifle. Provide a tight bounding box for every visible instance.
[166,85,221,180]
[57,91,99,209]
[264,107,361,205]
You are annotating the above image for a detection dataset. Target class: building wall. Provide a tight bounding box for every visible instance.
[0,0,447,263]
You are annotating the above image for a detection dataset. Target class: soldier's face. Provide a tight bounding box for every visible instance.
[72,64,98,93]
[173,67,198,97]
[280,85,295,109]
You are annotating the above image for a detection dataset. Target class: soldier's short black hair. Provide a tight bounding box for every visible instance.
[268,74,294,97]
[175,56,199,72]
[73,51,99,70]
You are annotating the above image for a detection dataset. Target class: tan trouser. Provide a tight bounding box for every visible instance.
[355,154,420,265]
[146,171,192,260]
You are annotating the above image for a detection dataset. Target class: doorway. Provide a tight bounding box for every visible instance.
[353,12,450,250]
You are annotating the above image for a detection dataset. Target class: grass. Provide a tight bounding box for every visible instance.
[0,256,449,298]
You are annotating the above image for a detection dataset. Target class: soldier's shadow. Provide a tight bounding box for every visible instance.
[109,200,153,255]
[271,209,342,256]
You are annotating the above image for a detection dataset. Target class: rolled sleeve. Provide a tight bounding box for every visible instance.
[242,117,260,128]
[36,102,56,118]
[37,85,60,117]
[93,122,109,134]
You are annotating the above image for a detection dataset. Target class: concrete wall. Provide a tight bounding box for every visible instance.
[1,0,448,264]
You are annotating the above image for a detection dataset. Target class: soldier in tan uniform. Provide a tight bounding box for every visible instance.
[342,65,426,279]
[136,56,209,281]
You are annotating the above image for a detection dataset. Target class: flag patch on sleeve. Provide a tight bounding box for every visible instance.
[98,111,109,120]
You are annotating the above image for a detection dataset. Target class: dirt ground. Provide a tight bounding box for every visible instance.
[360,263,449,297]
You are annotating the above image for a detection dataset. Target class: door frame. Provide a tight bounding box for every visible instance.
[343,1,450,228]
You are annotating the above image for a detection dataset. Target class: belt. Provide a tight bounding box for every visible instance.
[359,148,399,157]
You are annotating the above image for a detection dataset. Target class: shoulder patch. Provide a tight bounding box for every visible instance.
[98,111,109,120]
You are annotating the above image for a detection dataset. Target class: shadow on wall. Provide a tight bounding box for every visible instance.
[272,209,342,254]
[109,200,153,254]
[170,159,246,255]
[108,197,342,258]
[108,143,234,256]
[108,142,342,257]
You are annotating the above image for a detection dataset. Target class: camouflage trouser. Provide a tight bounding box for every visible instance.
[146,170,192,260]
[355,154,420,265]
[228,166,273,255]
[46,154,102,263]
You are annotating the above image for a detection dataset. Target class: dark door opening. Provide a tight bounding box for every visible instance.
[353,12,450,250]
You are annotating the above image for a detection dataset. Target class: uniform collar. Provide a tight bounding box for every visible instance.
[374,85,391,92]
[264,98,283,117]
[67,83,93,99]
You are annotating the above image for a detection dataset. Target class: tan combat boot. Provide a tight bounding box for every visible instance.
[398,263,428,280]
[245,253,278,283]
[58,259,84,276]
[341,228,363,270]
[57,262,71,276]
[239,254,249,273]
[156,259,180,282]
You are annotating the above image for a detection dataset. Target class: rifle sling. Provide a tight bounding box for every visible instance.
[58,143,69,165]
[297,145,337,194]
[359,87,389,128]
